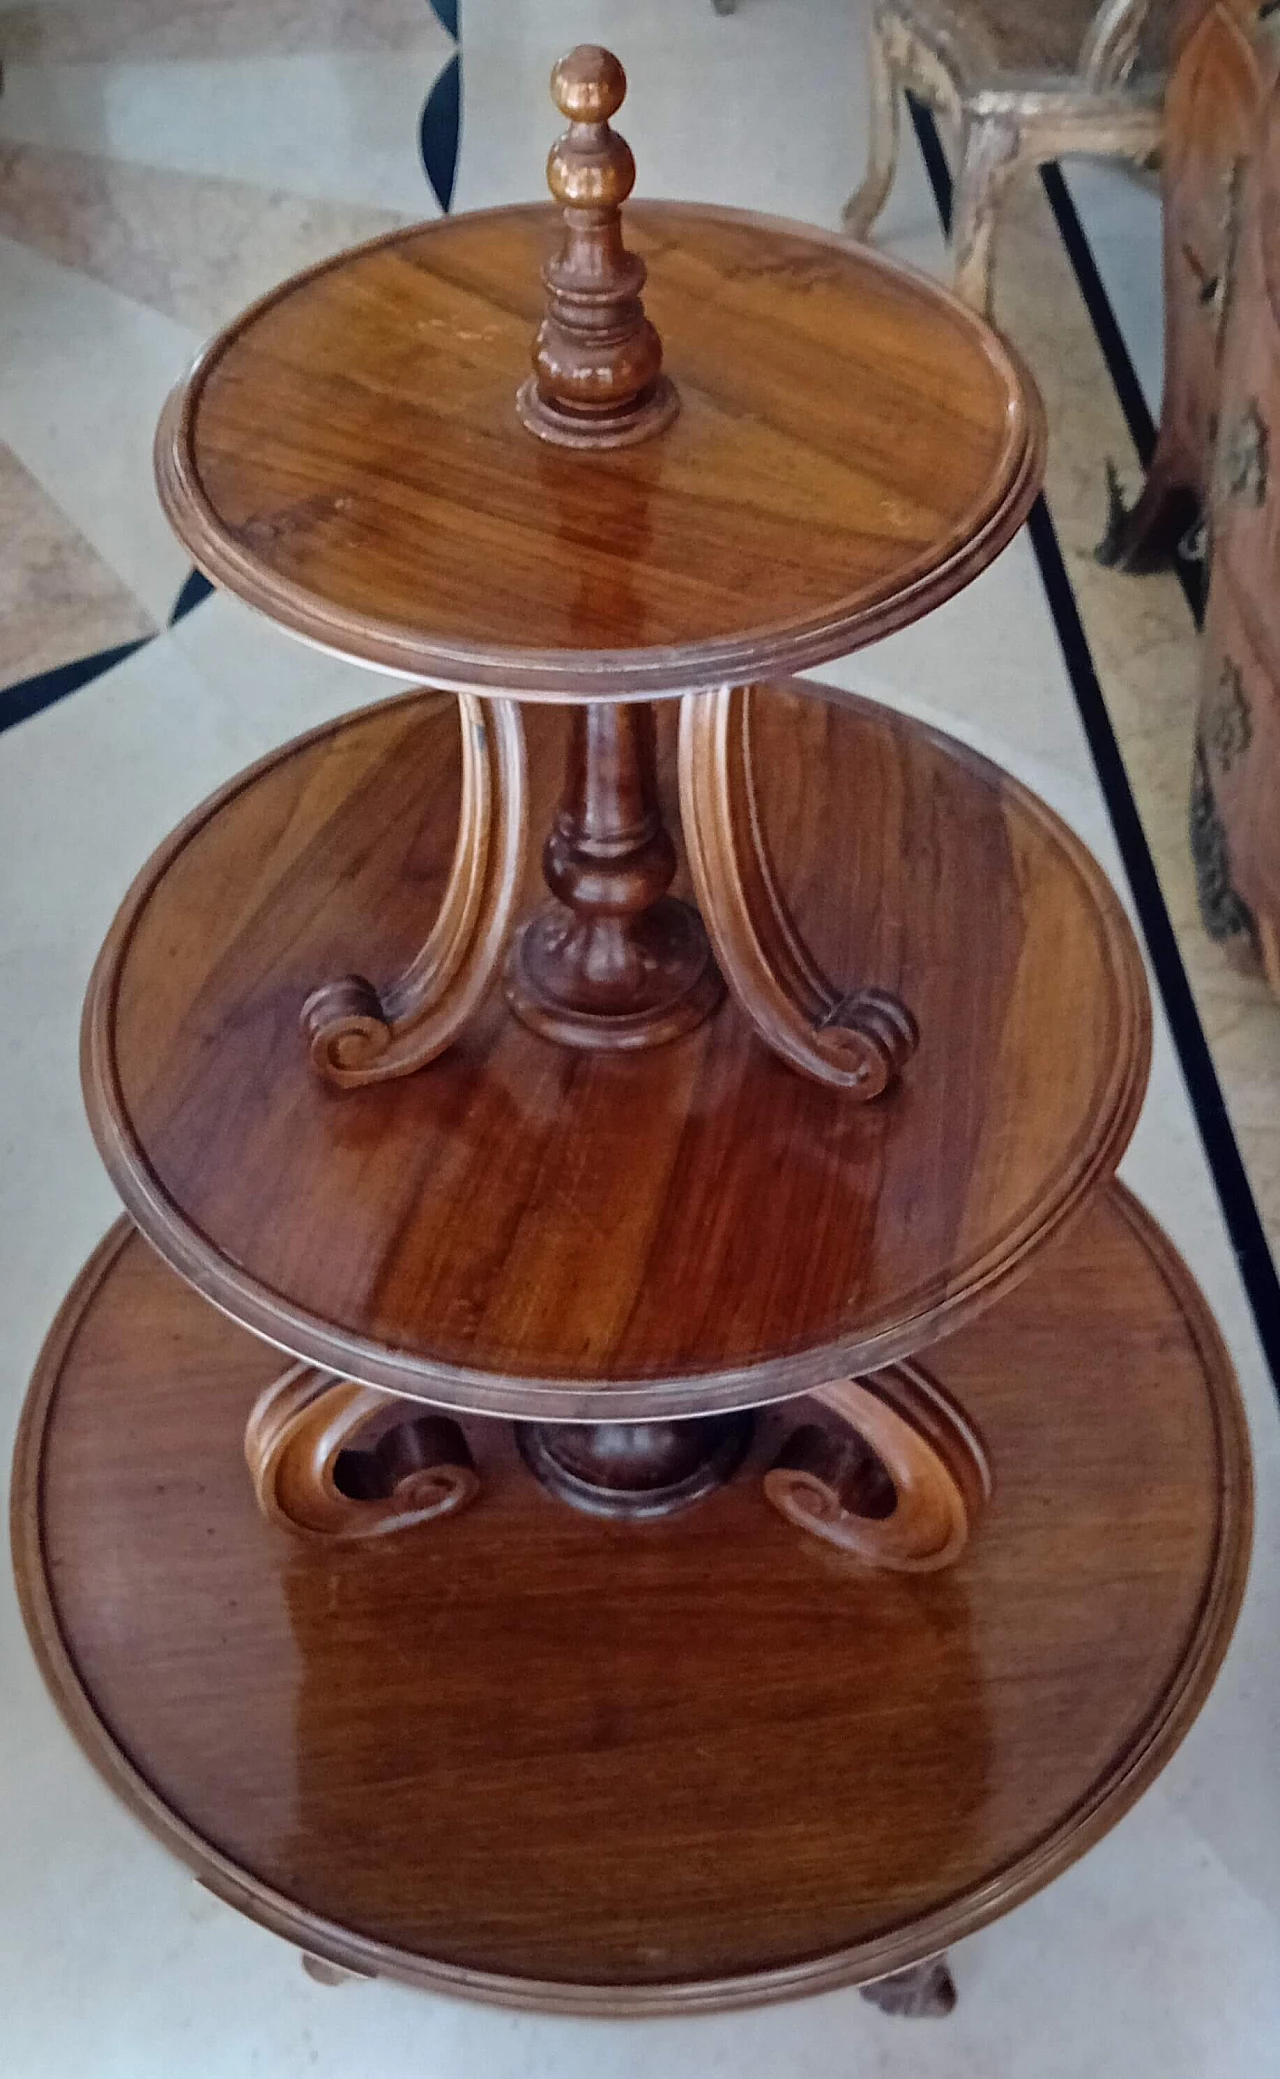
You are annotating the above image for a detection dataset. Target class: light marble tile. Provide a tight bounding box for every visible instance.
[0,44,456,214]
[0,0,442,64]
[0,138,411,332]
[1061,159,1164,413]
[0,439,154,682]
[0,232,196,621]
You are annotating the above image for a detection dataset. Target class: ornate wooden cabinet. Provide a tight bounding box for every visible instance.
[1195,66,1280,980]
[1109,0,1274,561]
[1115,0,1280,985]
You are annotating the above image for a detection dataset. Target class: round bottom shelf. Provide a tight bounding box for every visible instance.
[11,1186,1249,2016]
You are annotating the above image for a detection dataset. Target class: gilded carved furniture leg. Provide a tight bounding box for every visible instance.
[245,1363,479,1539]
[764,1363,990,1570]
[861,1955,957,2017]
[951,112,1024,316]
[842,10,902,239]
[678,683,919,1094]
[303,693,526,1086]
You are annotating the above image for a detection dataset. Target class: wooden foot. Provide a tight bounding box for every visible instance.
[1095,454,1198,573]
[764,1362,990,1570]
[841,10,901,239]
[861,1956,957,2017]
[679,683,918,1094]
[506,699,724,1050]
[303,693,526,1086]
[245,1364,479,1539]
[302,1953,374,1986]
[518,1413,754,1520]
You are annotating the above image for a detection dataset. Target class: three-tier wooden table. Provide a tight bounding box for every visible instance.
[12,47,1250,2024]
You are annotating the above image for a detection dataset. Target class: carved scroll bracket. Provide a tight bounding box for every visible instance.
[303,693,526,1087]
[764,1362,990,1570]
[246,1364,479,1540]
[679,683,919,1094]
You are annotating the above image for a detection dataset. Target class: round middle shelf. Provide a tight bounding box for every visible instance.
[84,678,1150,1419]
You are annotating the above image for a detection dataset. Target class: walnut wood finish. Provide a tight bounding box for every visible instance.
[504,698,722,1050]
[244,1364,478,1539]
[11,1186,1250,2011]
[680,682,919,1092]
[82,681,1150,1421]
[153,203,1044,699]
[765,1361,991,1570]
[516,48,678,451]
[302,692,526,1086]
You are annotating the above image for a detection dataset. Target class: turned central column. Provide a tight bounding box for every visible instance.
[505,700,722,1048]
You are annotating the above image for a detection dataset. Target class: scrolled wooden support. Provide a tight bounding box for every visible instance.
[245,1363,479,1540]
[678,682,919,1094]
[516,45,679,450]
[303,693,525,1086]
[764,1362,990,1571]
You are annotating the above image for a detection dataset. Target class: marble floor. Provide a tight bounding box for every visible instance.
[1,2,1278,2074]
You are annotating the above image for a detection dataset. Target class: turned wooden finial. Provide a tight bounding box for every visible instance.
[516,45,679,449]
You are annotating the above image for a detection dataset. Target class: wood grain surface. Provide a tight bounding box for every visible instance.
[11,1185,1250,2011]
[82,679,1151,1419]
[155,201,1044,698]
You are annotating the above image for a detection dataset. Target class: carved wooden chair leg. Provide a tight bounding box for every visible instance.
[951,111,1025,316]
[952,101,1162,318]
[245,1363,479,1539]
[303,693,526,1086]
[842,8,902,239]
[861,1955,957,2017]
[763,1363,990,1570]
[678,683,918,1094]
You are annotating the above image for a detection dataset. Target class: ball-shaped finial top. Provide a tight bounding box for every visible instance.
[550,45,626,125]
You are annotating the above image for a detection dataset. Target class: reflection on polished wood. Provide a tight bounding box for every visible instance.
[12,1186,1249,2012]
[82,680,1149,1420]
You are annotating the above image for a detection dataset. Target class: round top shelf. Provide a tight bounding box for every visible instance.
[155,203,1044,700]
[84,680,1149,1420]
